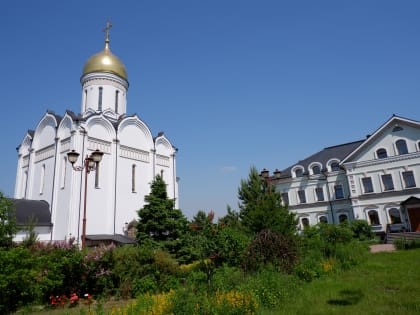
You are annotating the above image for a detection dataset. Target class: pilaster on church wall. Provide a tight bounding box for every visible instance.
[65,128,86,243]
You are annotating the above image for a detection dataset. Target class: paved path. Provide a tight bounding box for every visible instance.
[369,244,395,253]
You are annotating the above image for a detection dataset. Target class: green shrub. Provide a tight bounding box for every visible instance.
[394,237,420,250]
[350,220,375,241]
[212,264,244,291]
[242,230,298,273]
[239,267,298,309]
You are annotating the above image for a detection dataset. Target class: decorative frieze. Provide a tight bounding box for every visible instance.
[120,145,150,163]
[88,137,111,154]
[35,144,55,162]
[156,154,170,167]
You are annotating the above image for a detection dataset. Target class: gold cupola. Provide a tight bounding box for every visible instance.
[82,23,128,81]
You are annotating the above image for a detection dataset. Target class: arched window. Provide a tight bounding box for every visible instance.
[319,215,328,224]
[338,213,348,223]
[98,87,103,111]
[115,90,119,112]
[312,165,321,175]
[293,167,304,178]
[396,139,408,155]
[368,210,380,225]
[301,217,310,228]
[131,164,136,192]
[40,164,45,195]
[84,89,87,111]
[389,208,402,224]
[60,156,67,189]
[376,148,387,159]
[331,162,340,172]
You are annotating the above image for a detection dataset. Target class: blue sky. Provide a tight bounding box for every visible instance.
[1,1,420,219]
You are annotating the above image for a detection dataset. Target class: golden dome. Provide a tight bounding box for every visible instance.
[82,33,128,81]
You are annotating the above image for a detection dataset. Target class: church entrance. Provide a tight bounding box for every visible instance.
[408,207,420,232]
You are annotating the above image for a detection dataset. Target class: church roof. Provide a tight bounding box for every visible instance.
[82,22,127,81]
[11,199,52,227]
[86,234,136,245]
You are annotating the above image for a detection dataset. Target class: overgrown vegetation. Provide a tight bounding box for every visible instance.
[0,168,380,314]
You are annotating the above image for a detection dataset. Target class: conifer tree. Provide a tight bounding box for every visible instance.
[238,166,297,235]
[0,192,17,248]
[136,175,188,250]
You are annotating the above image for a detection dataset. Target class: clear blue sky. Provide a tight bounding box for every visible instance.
[1,1,420,219]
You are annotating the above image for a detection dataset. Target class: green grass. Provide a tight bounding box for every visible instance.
[267,249,420,315]
[17,249,420,315]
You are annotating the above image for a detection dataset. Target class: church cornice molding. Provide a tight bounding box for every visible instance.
[81,72,128,90]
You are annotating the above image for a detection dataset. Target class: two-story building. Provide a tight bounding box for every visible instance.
[270,115,420,233]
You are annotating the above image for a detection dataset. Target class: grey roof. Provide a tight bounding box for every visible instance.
[280,140,364,178]
[11,199,52,227]
[86,234,137,244]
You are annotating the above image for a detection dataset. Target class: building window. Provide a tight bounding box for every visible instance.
[40,164,45,195]
[281,192,289,205]
[298,190,306,204]
[362,177,374,193]
[84,89,87,111]
[294,168,304,178]
[381,174,394,191]
[338,213,348,223]
[131,164,136,192]
[312,165,321,175]
[315,187,324,201]
[396,139,408,155]
[98,87,103,111]
[334,185,344,199]
[115,90,119,112]
[389,208,402,224]
[402,171,416,188]
[60,156,67,189]
[319,215,328,224]
[95,162,100,188]
[376,148,387,159]
[331,162,340,172]
[368,210,380,225]
[301,217,310,228]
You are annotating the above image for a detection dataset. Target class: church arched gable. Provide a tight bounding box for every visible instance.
[57,115,73,140]
[155,134,175,156]
[32,113,59,150]
[85,116,116,142]
[18,133,33,156]
[118,116,154,149]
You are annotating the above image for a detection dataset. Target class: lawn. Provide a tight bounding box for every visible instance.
[269,248,420,315]
[18,249,420,315]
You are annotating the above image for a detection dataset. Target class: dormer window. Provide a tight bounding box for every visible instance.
[331,162,340,172]
[396,139,408,155]
[376,148,387,159]
[292,166,304,178]
[312,165,321,175]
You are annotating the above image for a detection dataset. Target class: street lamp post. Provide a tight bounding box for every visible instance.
[67,149,104,249]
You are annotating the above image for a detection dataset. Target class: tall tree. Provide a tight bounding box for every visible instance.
[238,166,297,235]
[136,175,188,250]
[0,192,17,248]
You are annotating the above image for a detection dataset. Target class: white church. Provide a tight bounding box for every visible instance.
[13,24,178,246]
